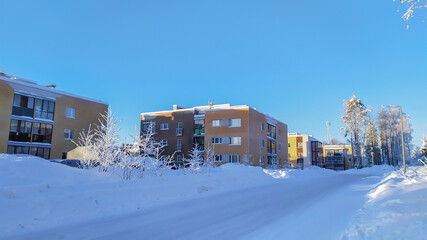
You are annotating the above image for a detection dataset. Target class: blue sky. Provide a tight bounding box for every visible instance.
[1,0,426,147]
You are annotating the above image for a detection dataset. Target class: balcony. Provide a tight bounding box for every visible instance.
[12,106,34,118]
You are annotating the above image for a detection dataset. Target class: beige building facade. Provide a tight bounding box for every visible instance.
[0,72,108,159]
[141,104,288,168]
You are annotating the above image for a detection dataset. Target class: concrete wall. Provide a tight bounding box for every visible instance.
[0,81,14,153]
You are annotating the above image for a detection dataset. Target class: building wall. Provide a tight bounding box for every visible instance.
[0,81,14,153]
[205,108,250,162]
[248,108,288,168]
[141,110,195,160]
[51,95,108,159]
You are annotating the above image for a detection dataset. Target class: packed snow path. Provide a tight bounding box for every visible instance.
[4,173,378,240]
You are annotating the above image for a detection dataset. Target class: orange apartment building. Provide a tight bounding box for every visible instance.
[0,71,108,159]
[141,104,288,168]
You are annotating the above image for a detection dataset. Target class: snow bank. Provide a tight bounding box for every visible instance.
[341,166,427,239]
[0,154,283,236]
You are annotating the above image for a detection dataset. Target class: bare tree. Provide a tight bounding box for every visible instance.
[397,0,427,23]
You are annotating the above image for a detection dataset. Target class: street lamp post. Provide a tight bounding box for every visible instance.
[392,105,406,175]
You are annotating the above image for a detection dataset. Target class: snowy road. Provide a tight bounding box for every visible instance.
[3,173,380,240]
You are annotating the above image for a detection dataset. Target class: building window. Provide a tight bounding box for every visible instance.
[229,155,240,163]
[12,94,35,117]
[267,140,276,154]
[230,136,241,145]
[177,122,183,128]
[212,118,241,127]
[7,145,30,155]
[160,123,169,130]
[30,147,51,159]
[212,137,222,144]
[297,142,303,148]
[32,123,53,143]
[267,124,276,139]
[260,156,265,165]
[194,119,205,135]
[261,139,265,148]
[279,129,281,137]
[288,143,291,147]
[142,122,155,133]
[288,153,291,158]
[9,120,32,142]
[176,139,182,152]
[176,154,182,164]
[66,107,75,119]
[160,139,168,146]
[261,122,265,131]
[35,99,55,120]
[230,119,241,127]
[64,129,74,140]
[297,153,303,158]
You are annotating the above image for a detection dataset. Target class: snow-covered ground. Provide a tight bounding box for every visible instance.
[0,154,426,240]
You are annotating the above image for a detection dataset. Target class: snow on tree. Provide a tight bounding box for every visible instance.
[377,105,413,167]
[202,144,216,172]
[187,143,204,174]
[73,125,98,169]
[397,0,427,23]
[242,152,251,166]
[94,108,121,172]
[341,94,371,168]
[363,115,380,166]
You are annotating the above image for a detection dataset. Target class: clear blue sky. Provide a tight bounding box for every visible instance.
[1,0,426,147]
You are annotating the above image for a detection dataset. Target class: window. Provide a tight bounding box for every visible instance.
[212,120,220,127]
[142,122,155,133]
[260,156,265,165]
[194,119,205,135]
[229,155,240,163]
[267,124,276,139]
[212,137,222,144]
[230,137,241,145]
[261,139,265,148]
[297,142,303,148]
[66,107,75,119]
[267,140,276,154]
[30,147,51,159]
[9,120,32,142]
[7,145,30,155]
[12,94,35,117]
[176,154,182,164]
[160,123,169,130]
[297,153,303,158]
[176,139,182,152]
[230,119,241,127]
[212,118,241,128]
[177,122,183,128]
[35,99,55,120]
[261,122,265,131]
[160,139,168,146]
[64,129,74,140]
[214,155,223,162]
[279,130,281,137]
[176,128,183,136]
[288,143,291,147]
[32,123,53,143]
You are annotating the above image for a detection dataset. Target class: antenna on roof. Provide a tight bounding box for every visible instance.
[208,99,214,109]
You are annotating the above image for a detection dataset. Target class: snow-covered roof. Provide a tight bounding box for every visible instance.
[0,73,108,105]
